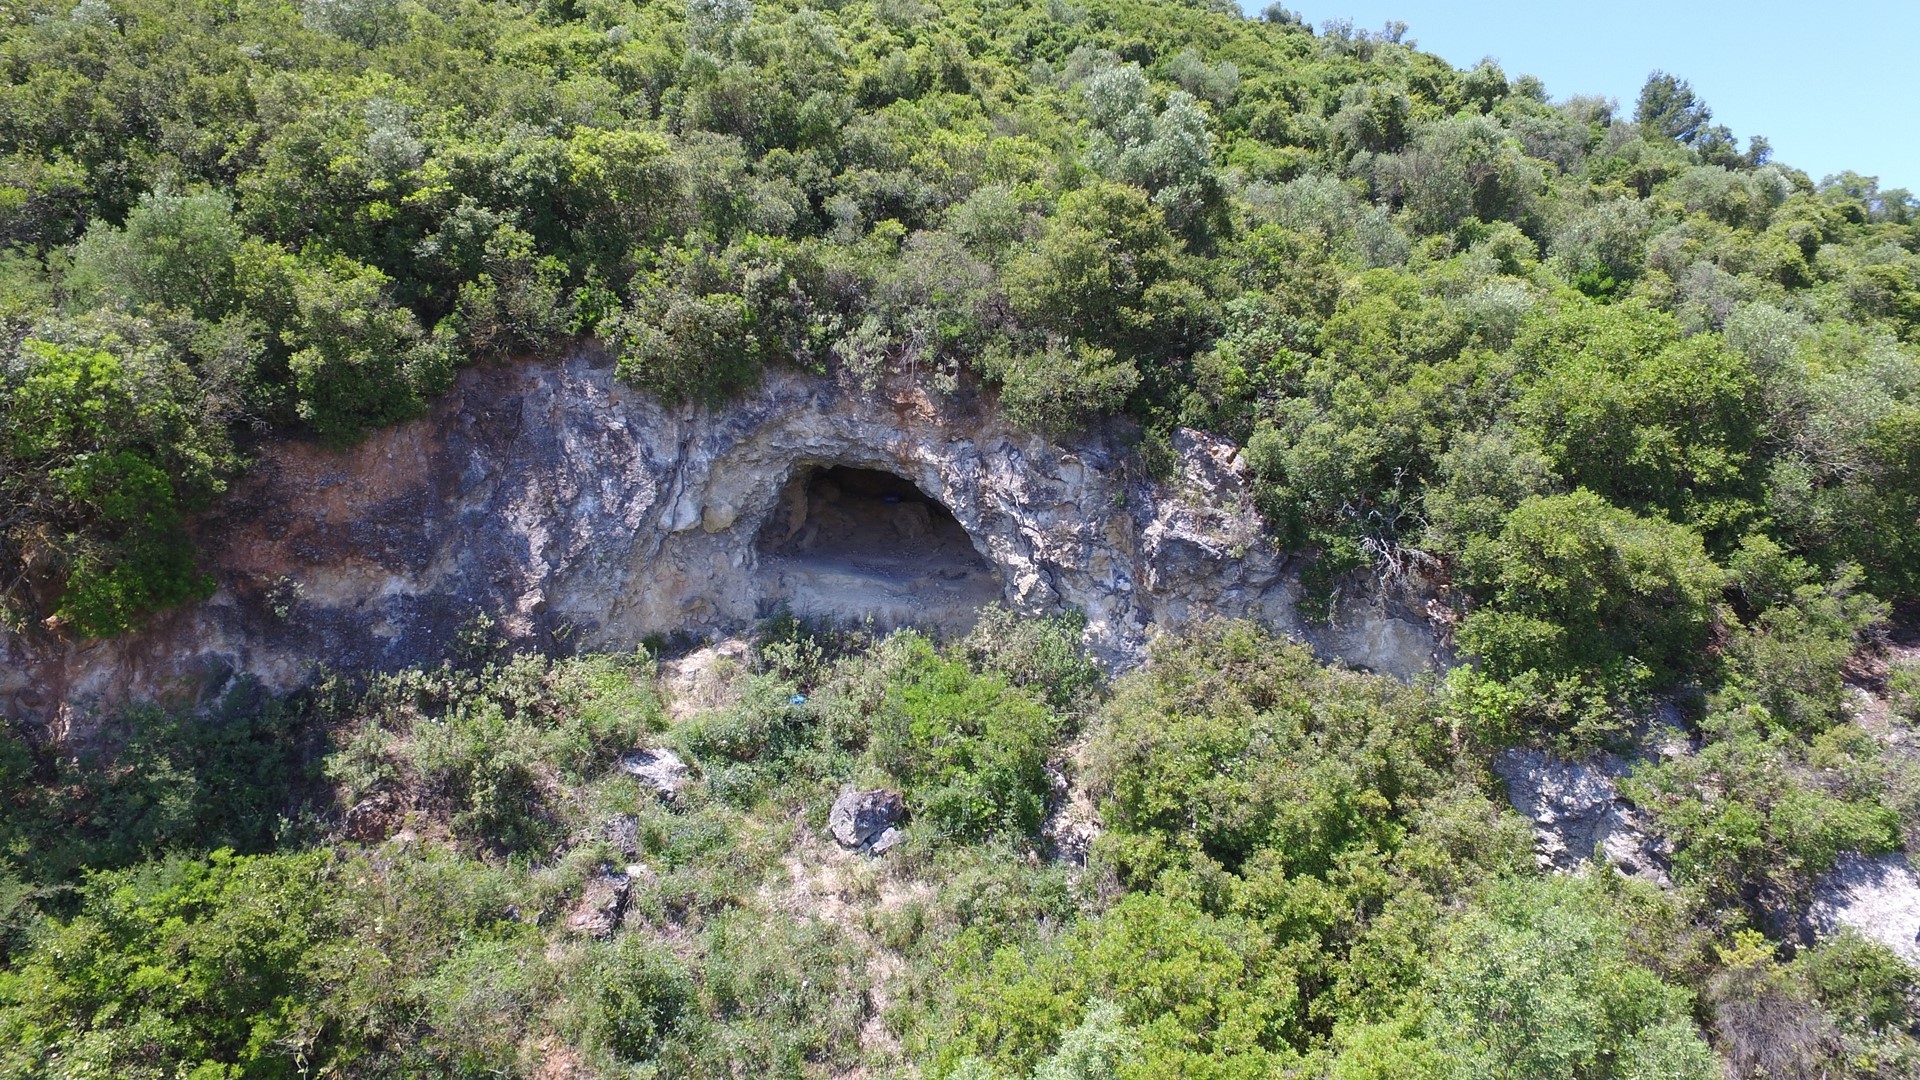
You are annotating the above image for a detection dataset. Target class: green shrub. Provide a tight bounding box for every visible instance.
[981,338,1140,438]
[1458,489,1726,684]
[1086,620,1451,882]
[282,253,457,443]
[1331,875,1717,1080]
[594,933,693,1063]
[1624,708,1902,903]
[2,337,233,635]
[415,938,550,1073]
[869,635,1063,841]
[689,910,868,1074]
[0,689,312,887]
[960,607,1105,715]
[1791,930,1919,1034]
[0,850,328,1078]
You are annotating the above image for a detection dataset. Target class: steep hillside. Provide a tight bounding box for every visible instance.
[4,0,1920,1075]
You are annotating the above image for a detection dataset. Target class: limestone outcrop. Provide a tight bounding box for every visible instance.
[1807,852,1920,965]
[2,349,1447,738]
[1492,747,1673,887]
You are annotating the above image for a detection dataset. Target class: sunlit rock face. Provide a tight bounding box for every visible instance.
[1,348,1448,739]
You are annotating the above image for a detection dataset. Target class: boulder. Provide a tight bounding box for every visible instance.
[829,788,904,851]
[620,748,690,799]
[565,868,634,938]
[603,813,640,855]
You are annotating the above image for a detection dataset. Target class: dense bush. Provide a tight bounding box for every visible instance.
[869,634,1062,841]
[1457,489,1726,684]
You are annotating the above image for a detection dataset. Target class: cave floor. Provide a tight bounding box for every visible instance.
[757,546,1005,633]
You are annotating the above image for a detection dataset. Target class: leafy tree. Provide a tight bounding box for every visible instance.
[65,188,245,320]
[1,337,234,634]
[1458,490,1725,684]
[277,254,456,443]
[1635,71,1714,145]
[0,850,329,1077]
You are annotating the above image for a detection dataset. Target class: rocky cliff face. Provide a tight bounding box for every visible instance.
[2,350,1446,739]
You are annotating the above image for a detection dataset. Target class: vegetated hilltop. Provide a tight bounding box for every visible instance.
[3,0,1920,1075]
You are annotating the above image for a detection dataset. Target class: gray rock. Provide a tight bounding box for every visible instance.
[4,354,1448,740]
[830,788,904,850]
[1041,763,1100,866]
[867,826,906,856]
[1807,852,1920,965]
[1492,747,1671,886]
[620,748,689,799]
[565,869,633,938]
[603,813,640,855]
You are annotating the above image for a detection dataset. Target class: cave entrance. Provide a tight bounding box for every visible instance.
[755,465,1003,631]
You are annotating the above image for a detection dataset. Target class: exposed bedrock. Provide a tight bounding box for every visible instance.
[2,350,1448,737]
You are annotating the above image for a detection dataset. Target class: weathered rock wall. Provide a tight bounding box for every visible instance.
[2,350,1447,738]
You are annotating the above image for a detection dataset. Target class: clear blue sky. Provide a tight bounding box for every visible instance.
[1266,1,1919,191]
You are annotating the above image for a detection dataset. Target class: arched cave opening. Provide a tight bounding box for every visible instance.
[754,465,1003,631]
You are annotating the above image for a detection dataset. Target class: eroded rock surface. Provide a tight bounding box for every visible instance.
[1492,748,1673,886]
[1807,852,1920,965]
[2,351,1447,738]
[619,748,691,800]
[565,867,636,938]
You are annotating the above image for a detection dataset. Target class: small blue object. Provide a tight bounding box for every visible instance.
[790,694,807,705]
[882,494,901,504]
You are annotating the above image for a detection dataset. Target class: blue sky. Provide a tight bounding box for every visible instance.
[1268,1,1919,191]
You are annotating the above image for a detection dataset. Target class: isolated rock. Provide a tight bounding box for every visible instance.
[603,813,640,855]
[620,748,690,799]
[565,869,634,938]
[659,638,751,720]
[1492,748,1671,886]
[1807,852,1920,964]
[829,788,904,851]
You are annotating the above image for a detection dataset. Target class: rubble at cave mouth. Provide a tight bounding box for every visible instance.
[753,464,1004,632]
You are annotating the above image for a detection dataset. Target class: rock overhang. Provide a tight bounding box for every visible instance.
[0,349,1450,737]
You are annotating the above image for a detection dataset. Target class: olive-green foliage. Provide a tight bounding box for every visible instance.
[1624,709,1901,905]
[1331,874,1717,1080]
[1457,489,1726,683]
[0,849,329,1078]
[1704,929,1920,1080]
[960,606,1106,716]
[281,252,458,442]
[869,633,1061,840]
[1,337,232,634]
[1722,541,1887,733]
[323,651,663,854]
[1088,620,1455,882]
[0,685,313,890]
[933,621,1566,1077]
[591,931,692,1062]
[942,889,1305,1076]
[980,337,1139,438]
[1891,656,1920,723]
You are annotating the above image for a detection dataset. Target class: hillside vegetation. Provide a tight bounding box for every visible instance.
[4,0,1920,1075]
